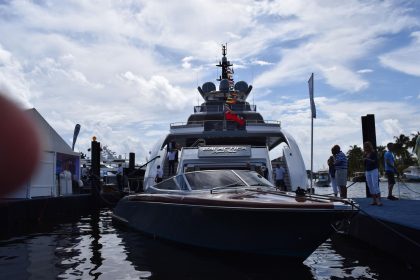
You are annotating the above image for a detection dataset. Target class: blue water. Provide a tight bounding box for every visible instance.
[0,181,419,279]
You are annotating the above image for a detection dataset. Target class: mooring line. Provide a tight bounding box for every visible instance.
[340,199,420,250]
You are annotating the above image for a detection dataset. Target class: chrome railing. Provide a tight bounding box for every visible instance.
[170,120,281,129]
[194,104,257,113]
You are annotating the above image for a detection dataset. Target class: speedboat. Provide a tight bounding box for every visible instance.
[402,166,420,181]
[315,170,331,187]
[113,169,357,261]
[113,46,358,261]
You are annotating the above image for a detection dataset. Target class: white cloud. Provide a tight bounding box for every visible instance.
[182,56,194,69]
[0,0,419,168]
[0,45,33,107]
[253,0,419,92]
[382,119,404,139]
[380,31,420,76]
[257,96,420,170]
[252,60,273,66]
[357,69,373,74]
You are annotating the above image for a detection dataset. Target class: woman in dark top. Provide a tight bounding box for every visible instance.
[363,141,382,206]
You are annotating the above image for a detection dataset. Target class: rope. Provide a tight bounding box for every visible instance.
[338,199,420,250]
[397,178,420,195]
[324,181,357,196]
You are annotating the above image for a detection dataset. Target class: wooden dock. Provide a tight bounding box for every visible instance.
[348,198,420,268]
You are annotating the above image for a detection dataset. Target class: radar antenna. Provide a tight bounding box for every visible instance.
[216,44,234,87]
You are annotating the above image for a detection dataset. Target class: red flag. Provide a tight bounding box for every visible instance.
[225,109,245,126]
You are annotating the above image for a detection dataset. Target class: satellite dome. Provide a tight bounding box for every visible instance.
[219,79,230,92]
[234,81,248,93]
[202,82,216,94]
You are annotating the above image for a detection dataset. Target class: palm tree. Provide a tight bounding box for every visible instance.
[408,132,420,152]
[393,133,417,171]
[393,134,410,163]
[377,145,386,175]
[346,145,364,177]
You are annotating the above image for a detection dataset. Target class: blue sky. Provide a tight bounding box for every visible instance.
[0,0,419,170]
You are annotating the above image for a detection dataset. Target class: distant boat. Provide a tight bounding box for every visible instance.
[315,170,330,187]
[351,172,366,183]
[402,166,420,181]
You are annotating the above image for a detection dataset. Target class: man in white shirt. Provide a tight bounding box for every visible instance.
[155,165,163,183]
[274,164,286,191]
[167,149,177,175]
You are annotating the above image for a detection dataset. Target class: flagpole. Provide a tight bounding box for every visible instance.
[308,73,316,194]
[311,108,313,192]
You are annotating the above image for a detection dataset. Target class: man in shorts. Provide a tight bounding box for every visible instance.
[332,145,348,198]
[384,143,398,200]
[274,164,286,191]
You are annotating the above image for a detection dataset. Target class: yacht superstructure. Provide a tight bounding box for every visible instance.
[143,45,308,191]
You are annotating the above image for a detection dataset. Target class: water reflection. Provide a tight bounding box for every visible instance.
[118,229,313,280]
[0,207,419,279]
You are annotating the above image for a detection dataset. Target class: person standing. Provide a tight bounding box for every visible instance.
[327,156,338,197]
[116,164,124,192]
[363,141,382,206]
[332,145,348,198]
[274,164,286,191]
[384,143,398,200]
[167,149,176,175]
[155,165,163,183]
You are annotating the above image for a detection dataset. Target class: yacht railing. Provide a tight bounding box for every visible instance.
[194,104,257,113]
[170,120,281,130]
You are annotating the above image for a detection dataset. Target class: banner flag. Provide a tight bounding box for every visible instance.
[72,124,81,151]
[308,73,316,119]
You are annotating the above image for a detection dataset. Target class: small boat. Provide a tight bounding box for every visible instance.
[352,172,366,182]
[315,170,331,187]
[113,170,358,261]
[402,166,420,181]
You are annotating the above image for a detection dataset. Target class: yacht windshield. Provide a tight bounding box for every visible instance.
[185,170,241,190]
[151,170,274,192]
[184,170,273,190]
[233,170,273,187]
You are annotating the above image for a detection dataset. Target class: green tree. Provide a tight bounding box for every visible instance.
[346,145,364,177]
[408,132,420,151]
[377,145,386,175]
[393,133,417,172]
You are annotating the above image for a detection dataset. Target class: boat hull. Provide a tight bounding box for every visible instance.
[113,196,354,261]
[315,180,330,187]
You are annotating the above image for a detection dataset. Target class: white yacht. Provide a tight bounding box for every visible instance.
[403,166,420,181]
[112,46,358,261]
[143,45,308,192]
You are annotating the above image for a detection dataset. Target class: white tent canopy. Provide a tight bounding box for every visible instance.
[6,108,80,198]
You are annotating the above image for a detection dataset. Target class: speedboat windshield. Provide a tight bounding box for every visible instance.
[150,170,273,192]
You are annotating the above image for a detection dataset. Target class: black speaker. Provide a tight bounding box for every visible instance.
[129,152,135,170]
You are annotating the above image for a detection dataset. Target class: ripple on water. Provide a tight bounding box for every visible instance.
[1,194,420,280]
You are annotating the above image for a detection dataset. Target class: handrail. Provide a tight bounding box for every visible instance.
[126,155,160,177]
[170,120,281,128]
[194,104,257,113]
[190,138,206,147]
[138,155,160,169]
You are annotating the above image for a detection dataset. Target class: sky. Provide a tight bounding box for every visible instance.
[1,0,419,171]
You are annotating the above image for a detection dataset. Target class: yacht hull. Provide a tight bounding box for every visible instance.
[113,195,354,261]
